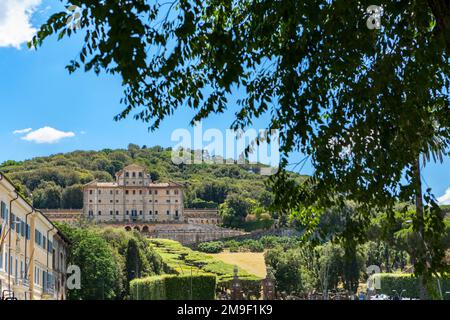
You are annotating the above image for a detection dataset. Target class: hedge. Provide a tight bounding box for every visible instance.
[198,241,224,253]
[149,239,262,283]
[375,273,450,299]
[130,274,217,300]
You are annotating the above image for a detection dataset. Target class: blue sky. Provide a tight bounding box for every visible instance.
[0,0,449,204]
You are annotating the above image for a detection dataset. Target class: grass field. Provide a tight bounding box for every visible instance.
[209,251,267,278]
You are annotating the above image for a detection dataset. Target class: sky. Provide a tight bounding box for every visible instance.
[0,0,449,204]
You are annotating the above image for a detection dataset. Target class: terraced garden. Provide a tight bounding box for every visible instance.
[149,239,262,283]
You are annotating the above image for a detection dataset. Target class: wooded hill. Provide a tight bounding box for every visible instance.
[0,144,307,212]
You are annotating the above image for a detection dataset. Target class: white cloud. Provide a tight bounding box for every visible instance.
[0,0,42,48]
[437,188,450,205]
[21,126,75,144]
[13,128,33,134]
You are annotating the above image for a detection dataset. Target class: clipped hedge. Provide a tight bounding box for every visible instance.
[149,239,262,283]
[376,273,450,299]
[131,275,166,300]
[130,274,217,300]
[198,241,224,253]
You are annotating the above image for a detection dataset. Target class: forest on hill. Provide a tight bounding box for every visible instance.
[0,144,307,230]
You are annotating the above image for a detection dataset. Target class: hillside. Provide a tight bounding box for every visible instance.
[0,144,307,214]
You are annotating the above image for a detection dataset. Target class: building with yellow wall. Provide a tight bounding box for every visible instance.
[0,172,69,300]
[83,164,184,223]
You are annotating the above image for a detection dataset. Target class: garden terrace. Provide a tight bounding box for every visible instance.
[148,239,262,284]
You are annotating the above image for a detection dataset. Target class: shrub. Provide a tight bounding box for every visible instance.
[130,275,166,300]
[376,273,450,299]
[244,240,265,252]
[130,274,217,300]
[198,241,224,253]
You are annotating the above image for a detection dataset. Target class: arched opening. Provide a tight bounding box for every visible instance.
[142,225,149,233]
[125,226,132,231]
[133,226,141,232]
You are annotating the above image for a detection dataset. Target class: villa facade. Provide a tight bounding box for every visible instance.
[83,164,184,223]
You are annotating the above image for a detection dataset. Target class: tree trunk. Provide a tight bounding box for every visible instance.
[413,158,429,300]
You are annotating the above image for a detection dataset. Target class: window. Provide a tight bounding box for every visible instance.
[166,190,170,195]
[149,190,152,195]
[175,210,179,217]
[174,190,179,195]
[166,199,170,203]
[35,230,42,246]
[89,190,93,195]
[139,190,142,195]
[126,190,129,195]
[139,210,143,216]
[0,201,6,220]
[126,211,129,215]
[98,211,102,215]
[125,172,129,177]
[110,200,113,203]
[166,210,170,215]
[155,200,158,203]
[89,199,93,203]
[88,210,93,216]
[133,190,136,195]
[110,211,113,215]
[16,218,21,235]
[110,190,113,195]
[149,211,152,215]
[98,190,101,195]
[98,200,102,203]
[155,190,158,195]
[116,211,119,215]
[116,190,119,195]
[139,172,143,177]
[155,211,158,215]
[132,172,136,178]
[43,236,47,250]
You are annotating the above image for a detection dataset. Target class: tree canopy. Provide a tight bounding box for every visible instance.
[32,0,450,291]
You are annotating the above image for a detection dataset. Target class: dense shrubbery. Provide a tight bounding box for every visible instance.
[197,236,302,254]
[130,274,217,300]
[58,224,163,300]
[198,241,224,253]
[264,240,412,297]
[376,274,450,299]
